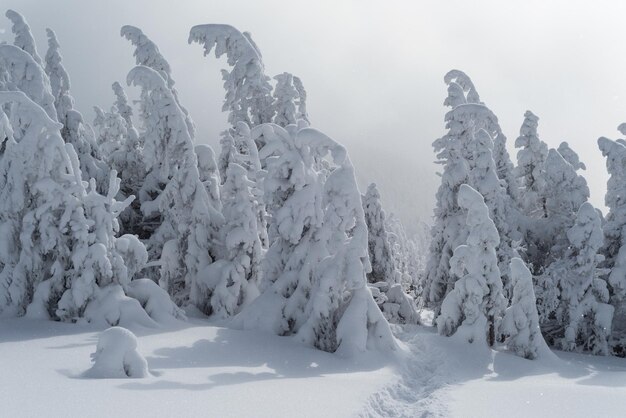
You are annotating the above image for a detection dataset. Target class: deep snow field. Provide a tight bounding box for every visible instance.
[2,317,626,418]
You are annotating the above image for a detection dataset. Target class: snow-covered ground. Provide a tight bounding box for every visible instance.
[2,319,626,417]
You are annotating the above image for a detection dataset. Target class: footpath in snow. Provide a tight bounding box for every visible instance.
[362,324,626,418]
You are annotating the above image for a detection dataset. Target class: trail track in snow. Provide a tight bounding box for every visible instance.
[359,326,451,418]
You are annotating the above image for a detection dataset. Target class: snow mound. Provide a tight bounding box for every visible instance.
[84,326,150,378]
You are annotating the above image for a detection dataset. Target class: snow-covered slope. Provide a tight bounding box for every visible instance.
[0,319,395,418]
[2,318,626,417]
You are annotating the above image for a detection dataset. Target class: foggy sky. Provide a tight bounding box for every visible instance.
[2,0,624,233]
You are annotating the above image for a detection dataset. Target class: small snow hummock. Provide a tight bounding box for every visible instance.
[84,327,150,378]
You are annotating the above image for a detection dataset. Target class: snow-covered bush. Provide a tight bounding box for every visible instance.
[436,184,506,346]
[84,327,150,378]
[500,258,548,359]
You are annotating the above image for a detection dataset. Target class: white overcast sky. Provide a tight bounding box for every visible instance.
[2,0,625,231]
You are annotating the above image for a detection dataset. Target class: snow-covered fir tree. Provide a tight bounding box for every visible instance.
[515,110,548,218]
[127,65,222,311]
[362,183,397,285]
[272,72,298,127]
[0,90,177,325]
[543,149,590,258]
[537,203,612,354]
[189,24,274,126]
[233,124,396,355]
[436,184,506,346]
[598,135,626,353]
[362,183,418,324]
[292,75,310,124]
[92,82,145,235]
[44,28,108,190]
[499,258,549,359]
[424,71,517,315]
[201,162,262,318]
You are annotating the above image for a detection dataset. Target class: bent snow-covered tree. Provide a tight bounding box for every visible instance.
[189,24,274,126]
[436,184,506,346]
[127,65,222,311]
[121,25,195,138]
[234,124,395,355]
[0,44,57,120]
[5,9,43,66]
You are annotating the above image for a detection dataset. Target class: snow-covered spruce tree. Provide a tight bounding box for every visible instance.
[533,149,591,326]
[538,203,612,354]
[543,149,590,258]
[424,70,517,315]
[234,124,396,355]
[598,135,626,353]
[261,72,311,129]
[469,128,519,298]
[0,90,178,324]
[362,183,397,285]
[110,81,144,233]
[189,24,274,126]
[127,65,222,311]
[43,28,107,190]
[436,184,506,346]
[121,25,195,137]
[515,110,548,218]
[218,121,269,247]
[386,212,422,295]
[5,10,43,66]
[0,91,67,316]
[362,183,418,324]
[201,162,262,318]
[499,258,549,359]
